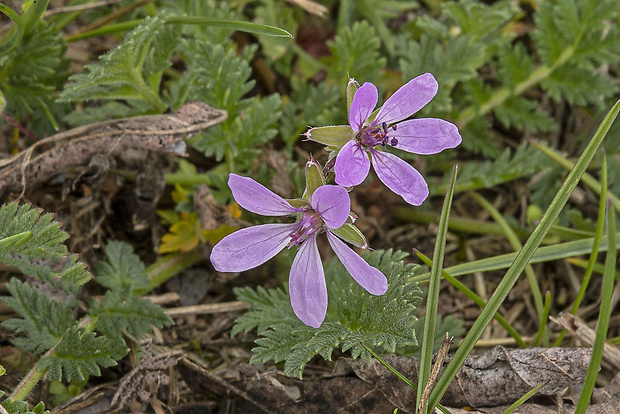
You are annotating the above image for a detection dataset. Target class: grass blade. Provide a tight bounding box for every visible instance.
[575,199,616,413]
[417,165,457,413]
[502,381,546,414]
[427,99,620,411]
[554,152,608,346]
[411,233,620,283]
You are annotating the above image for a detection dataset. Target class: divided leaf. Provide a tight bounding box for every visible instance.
[327,21,385,85]
[89,288,173,340]
[94,241,150,291]
[38,326,127,382]
[0,203,90,290]
[0,20,68,129]
[1,279,74,354]
[58,14,170,112]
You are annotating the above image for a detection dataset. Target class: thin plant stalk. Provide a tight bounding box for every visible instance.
[574,199,616,413]
[416,165,457,413]
[427,100,620,411]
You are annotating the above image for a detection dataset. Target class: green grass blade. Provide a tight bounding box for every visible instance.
[532,291,551,347]
[427,99,620,411]
[415,250,527,347]
[417,165,457,413]
[361,343,417,390]
[165,16,294,38]
[554,152,608,346]
[411,233,620,283]
[502,381,545,414]
[575,199,616,413]
[68,17,294,42]
[470,191,545,332]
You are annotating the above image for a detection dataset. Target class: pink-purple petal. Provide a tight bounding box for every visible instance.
[391,118,462,155]
[326,232,387,295]
[228,173,300,216]
[210,223,294,272]
[310,185,351,230]
[288,234,328,328]
[371,150,429,206]
[334,140,371,187]
[349,82,378,131]
[374,73,438,126]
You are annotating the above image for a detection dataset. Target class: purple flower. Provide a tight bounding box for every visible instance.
[210,173,388,328]
[307,73,462,206]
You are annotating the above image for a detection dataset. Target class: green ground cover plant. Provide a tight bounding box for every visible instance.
[0,0,619,412]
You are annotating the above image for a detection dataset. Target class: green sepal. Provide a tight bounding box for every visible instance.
[286,198,310,209]
[306,125,354,147]
[305,158,326,197]
[346,78,360,117]
[329,223,368,249]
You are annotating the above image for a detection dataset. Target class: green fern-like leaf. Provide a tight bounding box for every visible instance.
[541,64,616,106]
[533,0,620,68]
[58,14,170,112]
[182,40,284,164]
[38,326,127,382]
[89,288,173,340]
[327,21,385,86]
[233,249,423,378]
[1,279,74,354]
[533,0,620,105]
[0,203,90,290]
[185,40,254,117]
[493,95,556,133]
[0,20,68,129]
[94,241,150,291]
[233,286,300,336]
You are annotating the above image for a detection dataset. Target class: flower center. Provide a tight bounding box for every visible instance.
[357,122,398,149]
[288,210,323,246]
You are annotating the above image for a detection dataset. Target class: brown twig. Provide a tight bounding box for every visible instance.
[0,101,227,196]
